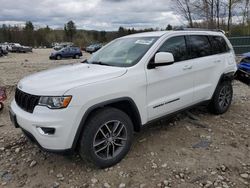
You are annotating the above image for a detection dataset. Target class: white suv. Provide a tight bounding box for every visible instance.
[10,30,237,168]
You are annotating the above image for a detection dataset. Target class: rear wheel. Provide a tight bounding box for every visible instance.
[74,54,80,59]
[209,81,233,114]
[79,108,133,168]
[56,55,62,60]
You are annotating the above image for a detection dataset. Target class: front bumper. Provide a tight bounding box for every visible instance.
[10,100,81,151]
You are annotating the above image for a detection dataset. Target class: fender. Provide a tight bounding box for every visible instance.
[71,97,142,150]
[211,71,235,98]
[220,71,235,82]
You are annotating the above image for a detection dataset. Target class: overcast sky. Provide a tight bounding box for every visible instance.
[0,0,184,31]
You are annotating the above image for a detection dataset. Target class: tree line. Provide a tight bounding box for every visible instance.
[0,21,172,48]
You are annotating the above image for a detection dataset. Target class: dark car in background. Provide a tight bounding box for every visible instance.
[85,43,102,53]
[11,43,32,53]
[50,46,82,60]
[236,52,250,85]
[0,46,8,56]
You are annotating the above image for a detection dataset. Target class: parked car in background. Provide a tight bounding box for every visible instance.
[22,46,33,52]
[1,42,12,51]
[11,43,32,53]
[54,45,66,51]
[236,52,250,85]
[85,43,102,53]
[0,46,8,55]
[53,42,74,51]
[50,46,82,60]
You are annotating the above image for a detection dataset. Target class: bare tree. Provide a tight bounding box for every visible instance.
[227,0,241,34]
[172,0,194,27]
[215,0,220,28]
[242,0,250,25]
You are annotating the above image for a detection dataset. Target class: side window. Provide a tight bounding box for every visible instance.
[188,35,212,58]
[210,36,230,54]
[158,36,188,62]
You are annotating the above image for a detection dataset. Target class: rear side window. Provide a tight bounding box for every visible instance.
[188,35,212,58]
[210,36,230,54]
[158,36,188,62]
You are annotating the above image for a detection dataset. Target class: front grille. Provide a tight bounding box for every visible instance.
[15,88,40,113]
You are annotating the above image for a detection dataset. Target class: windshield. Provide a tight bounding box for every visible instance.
[87,37,158,67]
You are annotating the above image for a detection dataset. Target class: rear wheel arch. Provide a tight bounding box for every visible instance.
[212,71,235,96]
[72,97,142,150]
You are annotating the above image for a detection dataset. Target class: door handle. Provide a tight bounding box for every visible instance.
[183,65,193,70]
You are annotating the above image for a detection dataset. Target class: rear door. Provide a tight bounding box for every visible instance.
[187,35,219,103]
[146,35,195,121]
[186,35,222,102]
[63,48,71,58]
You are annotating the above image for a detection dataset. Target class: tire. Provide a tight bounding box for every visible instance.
[56,55,62,60]
[79,107,134,168]
[74,54,80,59]
[0,102,3,112]
[208,81,233,115]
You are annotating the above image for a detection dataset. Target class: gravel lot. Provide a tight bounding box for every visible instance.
[0,49,249,188]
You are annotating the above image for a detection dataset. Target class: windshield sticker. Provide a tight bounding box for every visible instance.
[135,39,154,45]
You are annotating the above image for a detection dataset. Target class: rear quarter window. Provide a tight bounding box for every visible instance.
[209,36,230,54]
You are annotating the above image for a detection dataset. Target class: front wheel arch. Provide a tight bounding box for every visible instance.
[72,97,142,151]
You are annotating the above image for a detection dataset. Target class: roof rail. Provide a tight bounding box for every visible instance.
[174,27,226,34]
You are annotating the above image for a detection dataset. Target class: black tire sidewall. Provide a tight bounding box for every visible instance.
[0,102,3,111]
[210,81,233,114]
[79,108,133,168]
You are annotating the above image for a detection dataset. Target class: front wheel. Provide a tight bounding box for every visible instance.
[79,108,133,168]
[208,81,233,115]
[0,102,3,112]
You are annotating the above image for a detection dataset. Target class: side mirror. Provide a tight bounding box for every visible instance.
[148,52,174,69]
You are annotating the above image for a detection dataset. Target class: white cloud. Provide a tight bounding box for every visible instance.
[0,0,184,30]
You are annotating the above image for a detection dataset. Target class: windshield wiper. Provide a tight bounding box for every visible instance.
[91,61,111,66]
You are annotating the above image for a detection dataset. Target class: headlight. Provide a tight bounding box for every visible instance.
[38,96,72,109]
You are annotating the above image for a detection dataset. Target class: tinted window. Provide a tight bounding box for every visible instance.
[188,35,212,58]
[158,36,188,62]
[210,36,229,54]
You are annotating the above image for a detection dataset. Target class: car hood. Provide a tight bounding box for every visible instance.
[18,63,127,95]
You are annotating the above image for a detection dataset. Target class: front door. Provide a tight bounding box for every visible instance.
[146,36,195,121]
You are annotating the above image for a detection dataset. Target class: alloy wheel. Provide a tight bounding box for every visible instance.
[218,85,232,110]
[93,120,127,160]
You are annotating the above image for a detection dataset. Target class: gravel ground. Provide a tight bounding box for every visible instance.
[0,49,249,188]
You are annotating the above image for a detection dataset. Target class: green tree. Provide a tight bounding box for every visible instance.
[23,21,34,46]
[118,26,126,37]
[166,24,173,30]
[64,20,76,41]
